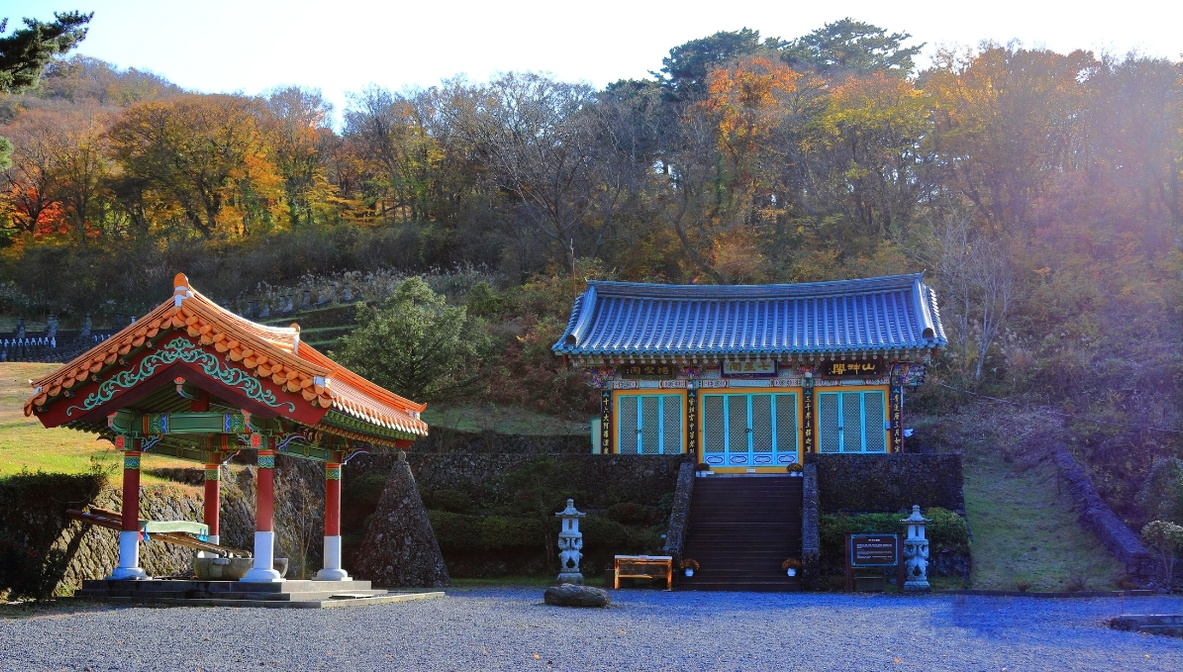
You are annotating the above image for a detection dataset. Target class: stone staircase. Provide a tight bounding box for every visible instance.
[679,475,803,592]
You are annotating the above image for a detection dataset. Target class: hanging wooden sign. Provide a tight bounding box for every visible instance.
[618,363,676,379]
[722,359,777,378]
[822,360,881,377]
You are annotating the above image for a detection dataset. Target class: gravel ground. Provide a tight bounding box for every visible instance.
[2,589,1182,671]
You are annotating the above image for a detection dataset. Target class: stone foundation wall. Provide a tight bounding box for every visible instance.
[346,452,689,510]
[806,453,965,514]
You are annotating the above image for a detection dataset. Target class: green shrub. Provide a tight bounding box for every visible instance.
[1136,458,1183,526]
[583,515,662,555]
[606,502,649,526]
[819,507,969,566]
[0,471,106,600]
[923,507,971,548]
[429,489,474,513]
[427,511,546,552]
[344,472,388,510]
[427,510,662,558]
[0,536,69,601]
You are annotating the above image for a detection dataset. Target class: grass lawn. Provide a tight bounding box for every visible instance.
[0,362,194,486]
[924,402,1126,592]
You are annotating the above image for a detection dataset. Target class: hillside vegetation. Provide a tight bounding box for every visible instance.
[0,19,1179,532]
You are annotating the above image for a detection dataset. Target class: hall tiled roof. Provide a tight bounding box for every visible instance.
[554,273,946,360]
[26,274,427,440]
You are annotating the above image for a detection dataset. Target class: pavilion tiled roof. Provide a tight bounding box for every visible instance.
[25,274,427,441]
[553,273,946,361]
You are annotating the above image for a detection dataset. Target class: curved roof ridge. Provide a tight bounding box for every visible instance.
[554,273,945,358]
[587,273,926,300]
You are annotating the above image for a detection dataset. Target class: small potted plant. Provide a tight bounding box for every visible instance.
[695,462,713,476]
[787,463,803,476]
[782,558,803,577]
[680,558,700,577]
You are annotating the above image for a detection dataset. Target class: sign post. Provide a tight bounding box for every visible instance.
[845,533,905,592]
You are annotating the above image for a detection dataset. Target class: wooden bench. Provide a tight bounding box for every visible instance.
[613,555,673,590]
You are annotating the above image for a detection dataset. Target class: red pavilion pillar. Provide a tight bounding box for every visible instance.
[242,441,282,582]
[203,460,220,546]
[109,438,147,580]
[315,452,349,581]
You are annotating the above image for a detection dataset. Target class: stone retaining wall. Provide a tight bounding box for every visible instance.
[0,459,331,596]
[1052,448,1168,588]
[806,453,965,513]
[346,452,688,510]
[0,472,251,596]
[660,463,695,562]
[801,463,821,590]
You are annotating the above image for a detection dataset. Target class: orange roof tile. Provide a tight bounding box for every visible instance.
[26,273,428,440]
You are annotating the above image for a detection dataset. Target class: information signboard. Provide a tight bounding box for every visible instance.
[849,534,898,566]
[845,533,905,593]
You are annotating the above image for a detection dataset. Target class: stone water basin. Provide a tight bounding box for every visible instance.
[193,556,288,580]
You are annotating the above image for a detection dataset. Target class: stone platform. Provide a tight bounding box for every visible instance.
[77,578,445,609]
[1110,614,1183,638]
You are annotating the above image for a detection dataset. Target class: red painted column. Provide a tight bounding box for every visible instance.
[110,439,147,579]
[324,462,341,537]
[315,452,349,580]
[256,449,275,533]
[203,462,220,544]
[242,444,281,582]
[121,449,142,534]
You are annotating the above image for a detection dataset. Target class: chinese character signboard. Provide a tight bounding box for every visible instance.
[822,360,881,377]
[618,363,676,379]
[721,359,777,378]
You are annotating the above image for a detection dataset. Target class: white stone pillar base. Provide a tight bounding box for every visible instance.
[241,530,282,582]
[108,531,148,580]
[314,535,350,581]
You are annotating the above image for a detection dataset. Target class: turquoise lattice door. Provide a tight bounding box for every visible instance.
[616,394,683,454]
[816,390,887,453]
[700,392,798,467]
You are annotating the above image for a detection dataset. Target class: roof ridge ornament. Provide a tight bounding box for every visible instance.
[173,273,193,307]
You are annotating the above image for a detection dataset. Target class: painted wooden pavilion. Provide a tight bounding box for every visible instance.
[554,274,945,470]
[25,274,428,583]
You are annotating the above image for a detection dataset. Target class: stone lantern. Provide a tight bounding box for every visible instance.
[555,499,586,585]
[901,505,931,591]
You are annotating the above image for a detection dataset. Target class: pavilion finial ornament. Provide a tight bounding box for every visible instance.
[173,273,193,307]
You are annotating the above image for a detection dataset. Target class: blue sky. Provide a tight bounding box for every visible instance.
[5,0,1181,121]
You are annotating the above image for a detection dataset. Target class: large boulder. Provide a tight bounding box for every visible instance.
[352,457,450,588]
[543,584,611,608]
